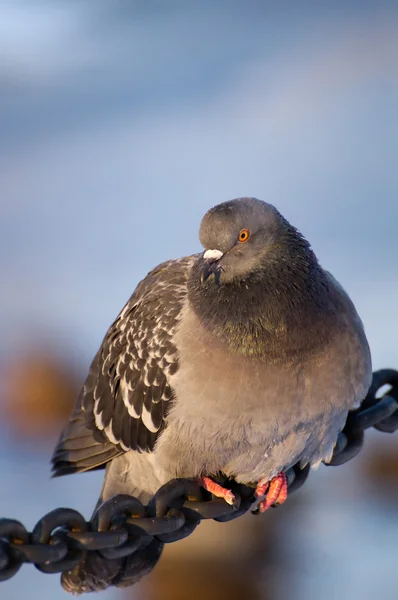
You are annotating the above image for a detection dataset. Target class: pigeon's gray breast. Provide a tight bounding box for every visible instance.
[151,277,371,484]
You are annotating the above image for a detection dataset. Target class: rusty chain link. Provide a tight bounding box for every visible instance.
[0,369,397,583]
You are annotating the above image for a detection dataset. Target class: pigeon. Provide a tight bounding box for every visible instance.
[52,197,372,592]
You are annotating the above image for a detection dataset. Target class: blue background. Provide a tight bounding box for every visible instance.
[0,2,397,598]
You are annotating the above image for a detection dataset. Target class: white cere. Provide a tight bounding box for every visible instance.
[203,249,223,261]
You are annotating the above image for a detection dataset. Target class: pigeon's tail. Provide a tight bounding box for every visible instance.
[60,491,164,595]
[60,538,164,595]
[61,455,165,595]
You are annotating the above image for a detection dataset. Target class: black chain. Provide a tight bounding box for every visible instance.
[1,369,397,583]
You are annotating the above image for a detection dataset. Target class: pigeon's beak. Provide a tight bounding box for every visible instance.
[201,249,224,284]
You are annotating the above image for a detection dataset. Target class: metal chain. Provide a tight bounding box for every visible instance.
[0,369,397,583]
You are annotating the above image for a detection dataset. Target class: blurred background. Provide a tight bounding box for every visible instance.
[1,1,397,598]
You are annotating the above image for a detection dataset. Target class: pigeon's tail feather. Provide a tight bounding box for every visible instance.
[60,553,122,595]
[60,539,164,595]
[60,455,164,595]
[60,487,164,595]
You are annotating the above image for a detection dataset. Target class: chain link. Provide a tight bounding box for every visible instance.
[0,369,397,583]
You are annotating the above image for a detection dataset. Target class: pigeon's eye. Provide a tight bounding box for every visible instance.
[238,229,250,243]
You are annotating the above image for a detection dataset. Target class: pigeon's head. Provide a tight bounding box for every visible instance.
[198,197,291,284]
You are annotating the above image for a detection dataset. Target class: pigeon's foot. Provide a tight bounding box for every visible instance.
[200,476,236,505]
[254,472,287,513]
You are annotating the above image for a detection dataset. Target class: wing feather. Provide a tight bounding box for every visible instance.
[51,256,195,476]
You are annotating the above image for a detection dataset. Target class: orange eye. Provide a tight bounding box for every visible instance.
[238,228,250,243]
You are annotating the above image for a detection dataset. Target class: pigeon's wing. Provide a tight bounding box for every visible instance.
[51,256,195,477]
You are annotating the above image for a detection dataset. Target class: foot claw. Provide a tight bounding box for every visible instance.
[201,476,236,505]
[254,472,288,513]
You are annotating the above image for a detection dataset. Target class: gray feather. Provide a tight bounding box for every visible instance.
[51,257,193,477]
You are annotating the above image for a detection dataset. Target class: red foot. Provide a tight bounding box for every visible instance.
[201,476,236,505]
[254,472,288,513]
